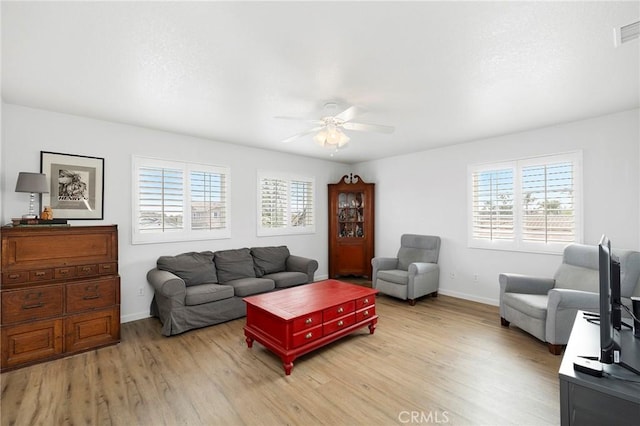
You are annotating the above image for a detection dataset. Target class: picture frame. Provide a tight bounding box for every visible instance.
[40,151,104,220]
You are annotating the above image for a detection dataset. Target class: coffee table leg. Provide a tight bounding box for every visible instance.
[245,335,254,348]
[368,320,377,334]
[283,357,294,375]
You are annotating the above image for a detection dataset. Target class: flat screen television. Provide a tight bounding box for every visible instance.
[598,235,640,375]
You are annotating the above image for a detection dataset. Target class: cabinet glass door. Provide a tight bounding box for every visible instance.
[337,191,365,238]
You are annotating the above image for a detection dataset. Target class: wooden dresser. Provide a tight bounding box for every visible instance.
[1,225,120,372]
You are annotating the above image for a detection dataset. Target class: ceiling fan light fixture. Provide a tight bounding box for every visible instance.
[314,128,349,148]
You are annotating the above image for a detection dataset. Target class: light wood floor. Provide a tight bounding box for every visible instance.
[1,290,562,425]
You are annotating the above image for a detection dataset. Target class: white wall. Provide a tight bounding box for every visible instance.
[355,109,640,305]
[1,104,349,322]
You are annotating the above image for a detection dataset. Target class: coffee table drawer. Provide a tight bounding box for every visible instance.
[292,324,323,348]
[323,300,355,321]
[356,306,376,322]
[292,311,322,333]
[356,295,375,310]
[323,313,356,335]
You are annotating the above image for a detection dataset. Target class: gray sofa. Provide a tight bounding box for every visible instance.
[147,246,318,336]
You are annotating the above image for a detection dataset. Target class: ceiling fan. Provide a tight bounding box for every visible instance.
[276,103,394,150]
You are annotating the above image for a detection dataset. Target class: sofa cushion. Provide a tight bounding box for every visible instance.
[502,293,548,320]
[264,271,308,289]
[225,277,275,297]
[157,251,217,287]
[214,248,256,283]
[377,269,409,285]
[185,284,234,306]
[251,246,290,277]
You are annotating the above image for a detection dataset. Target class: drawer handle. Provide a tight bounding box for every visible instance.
[337,320,344,327]
[305,332,313,339]
[305,318,313,325]
[102,265,111,270]
[9,273,20,279]
[363,298,369,304]
[363,310,369,317]
[81,267,92,272]
[34,271,46,277]
[59,269,70,275]
[83,294,101,300]
[22,302,44,310]
[337,307,344,313]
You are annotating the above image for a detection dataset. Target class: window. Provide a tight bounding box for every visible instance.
[468,152,582,253]
[257,171,315,236]
[133,156,230,244]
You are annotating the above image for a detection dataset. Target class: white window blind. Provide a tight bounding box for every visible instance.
[258,172,315,236]
[133,157,230,244]
[468,152,582,253]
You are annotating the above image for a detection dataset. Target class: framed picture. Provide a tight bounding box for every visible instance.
[40,151,104,220]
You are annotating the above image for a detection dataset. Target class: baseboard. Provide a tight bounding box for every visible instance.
[438,289,499,307]
[315,274,329,281]
[121,312,151,324]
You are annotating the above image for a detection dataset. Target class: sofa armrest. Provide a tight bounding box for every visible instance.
[546,288,600,345]
[408,262,438,276]
[286,255,319,283]
[499,273,555,295]
[407,262,440,299]
[147,268,187,302]
[371,257,398,287]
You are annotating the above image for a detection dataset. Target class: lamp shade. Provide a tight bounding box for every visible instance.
[15,172,49,194]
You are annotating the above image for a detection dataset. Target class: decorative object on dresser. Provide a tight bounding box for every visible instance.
[40,151,105,220]
[1,225,120,371]
[244,279,378,375]
[328,173,375,278]
[14,172,49,219]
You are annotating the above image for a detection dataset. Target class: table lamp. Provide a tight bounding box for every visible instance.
[15,172,49,218]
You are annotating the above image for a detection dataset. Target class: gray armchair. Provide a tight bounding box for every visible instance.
[500,243,640,354]
[371,234,441,305]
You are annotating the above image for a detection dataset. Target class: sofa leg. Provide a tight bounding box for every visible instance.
[548,343,565,355]
[431,291,438,298]
[408,299,416,306]
[500,317,510,327]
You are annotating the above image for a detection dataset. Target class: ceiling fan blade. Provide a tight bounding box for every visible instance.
[281,126,325,143]
[274,116,324,125]
[342,122,395,133]
[334,106,358,122]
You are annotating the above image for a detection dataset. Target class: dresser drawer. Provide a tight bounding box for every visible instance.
[64,307,120,353]
[76,264,98,277]
[356,305,376,322]
[99,262,117,275]
[323,313,356,335]
[1,319,63,368]
[30,269,54,282]
[323,300,355,322]
[66,277,118,313]
[2,271,29,285]
[356,295,375,310]
[1,285,64,324]
[291,324,323,348]
[292,311,322,333]
[55,266,77,280]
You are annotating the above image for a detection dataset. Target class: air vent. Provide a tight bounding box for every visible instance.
[614,21,640,47]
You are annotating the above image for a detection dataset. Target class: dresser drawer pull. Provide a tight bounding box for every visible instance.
[9,273,21,279]
[337,320,344,327]
[305,318,313,325]
[305,332,313,339]
[83,294,101,300]
[34,271,46,277]
[363,298,370,305]
[22,302,44,310]
[59,269,71,275]
[22,292,44,310]
[81,267,92,272]
[363,310,369,317]
[337,307,344,313]
[83,284,101,300]
[102,265,112,270]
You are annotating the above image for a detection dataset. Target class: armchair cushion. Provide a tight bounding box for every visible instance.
[377,269,408,285]
[157,251,217,287]
[250,246,290,277]
[214,248,256,283]
[502,293,548,320]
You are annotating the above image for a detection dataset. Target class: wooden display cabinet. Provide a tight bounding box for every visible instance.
[328,174,374,278]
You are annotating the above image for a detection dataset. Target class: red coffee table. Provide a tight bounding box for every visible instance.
[243,279,378,375]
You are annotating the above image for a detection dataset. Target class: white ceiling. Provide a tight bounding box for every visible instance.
[2,1,639,164]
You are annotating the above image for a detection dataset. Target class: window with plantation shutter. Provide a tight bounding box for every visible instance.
[258,171,315,236]
[133,156,230,244]
[468,152,582,253]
